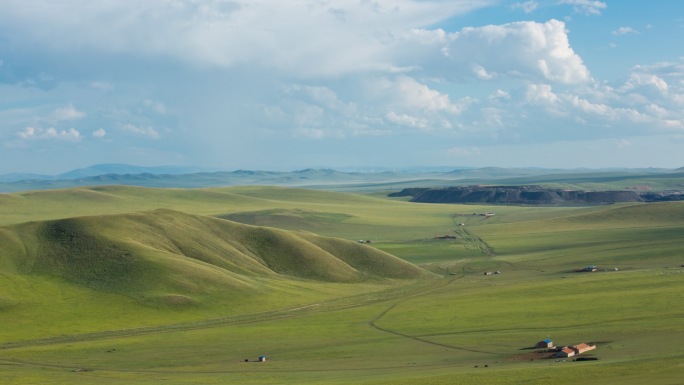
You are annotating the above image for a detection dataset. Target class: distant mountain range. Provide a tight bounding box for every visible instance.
[0,164,682,193]
[0,164,213,183]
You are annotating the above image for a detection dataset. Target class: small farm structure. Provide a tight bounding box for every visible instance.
[535,339,554,349]
[556,347,576,358]
[258,356,267,362]
[571,343,596,355]
[554,343,596,358]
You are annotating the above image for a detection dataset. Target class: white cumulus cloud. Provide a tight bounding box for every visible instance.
[120,123,160,138]
[0,1,591,85]
[622,73,669,93]
[379,76,466,114]
[51,104,86,121]
[386,111,429,129]
[513,1,539,13]
[18,126,81,141]
[489,89,511,102]
[3,0,682,171]
[442,20,590,84]
[0,0,488,77]
[92,128,107,138]
[559,0,607,16]
[526,84,559,105]
[612,27,638,36]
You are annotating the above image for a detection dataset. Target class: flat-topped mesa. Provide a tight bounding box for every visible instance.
[390,185,644,205]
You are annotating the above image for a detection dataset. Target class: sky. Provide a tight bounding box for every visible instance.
[1,0,683,174]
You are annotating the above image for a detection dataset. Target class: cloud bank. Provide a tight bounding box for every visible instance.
[0,0,682,172]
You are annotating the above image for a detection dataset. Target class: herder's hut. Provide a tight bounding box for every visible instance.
[258,356,267,362]
[556,347,575,358]
[571,343,596,355]
[535,338,554,349]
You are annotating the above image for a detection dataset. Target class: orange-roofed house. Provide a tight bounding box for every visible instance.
[556,347,576,358]
[571,343,596,355]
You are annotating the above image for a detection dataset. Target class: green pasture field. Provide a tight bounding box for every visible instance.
[0,186,682,384]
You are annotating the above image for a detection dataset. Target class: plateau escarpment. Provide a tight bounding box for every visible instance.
[388,185,676,205]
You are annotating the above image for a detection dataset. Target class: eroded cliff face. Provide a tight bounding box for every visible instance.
[389,186,647,205]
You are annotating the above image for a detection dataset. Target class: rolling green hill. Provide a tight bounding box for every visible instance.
[0,185,395,226]
[0,209,428,300]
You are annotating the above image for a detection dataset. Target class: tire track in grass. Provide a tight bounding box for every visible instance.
[449,215,502,274]
[414,312,684,338]
[450,215,565,273]
[450,215,495,257]
[0,279,446,350]
[0,278,476,375]
[491,236,684,273]
[368,300,684,357]
[368,304,498,355]
[367,277,500,356]
[0,355,471,374]
[500,260,546,273]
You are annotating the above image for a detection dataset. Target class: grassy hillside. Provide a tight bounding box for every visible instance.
[0,208,431,344]
[1,208,427,288]
[0,185,408,226]
[0,186,682,384]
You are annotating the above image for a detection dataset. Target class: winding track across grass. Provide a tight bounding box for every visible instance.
[366,274,501,355]
[368,302,500,355]
[0,278,447,351]
[0,277,488,375]
[450,215,495,257]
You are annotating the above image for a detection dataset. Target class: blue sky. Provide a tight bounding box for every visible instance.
[1,0,683,174]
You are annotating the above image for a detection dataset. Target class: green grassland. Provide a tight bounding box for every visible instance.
[0,186,682,384]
